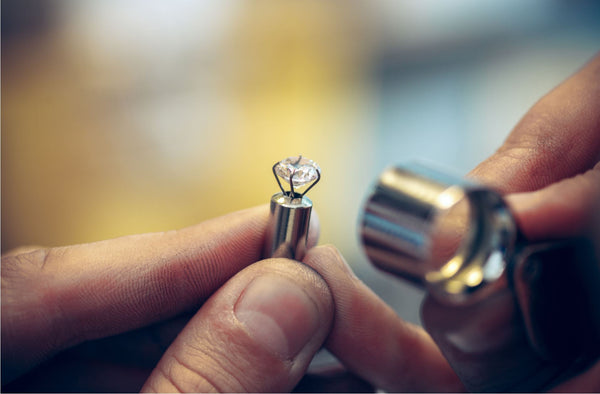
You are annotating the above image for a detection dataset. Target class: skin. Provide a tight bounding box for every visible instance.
[2,53,599,392]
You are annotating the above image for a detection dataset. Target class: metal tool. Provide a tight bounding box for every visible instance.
[360,162,600,391]
[264,155,321,260]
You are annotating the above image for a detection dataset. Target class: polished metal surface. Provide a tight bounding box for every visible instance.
[264,192,313,260]
[360,162,600,390]
[361,162,518,304]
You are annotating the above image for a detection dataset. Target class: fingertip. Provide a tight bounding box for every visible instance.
[303,244,357,280]
[506,167,600,240]
[302,244,462,392]
[304,244,341,261]
[307,210,321,249]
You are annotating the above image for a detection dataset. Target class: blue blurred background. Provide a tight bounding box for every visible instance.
[3,0,600,325]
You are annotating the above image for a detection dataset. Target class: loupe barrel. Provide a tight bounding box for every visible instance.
[360,162,518,304]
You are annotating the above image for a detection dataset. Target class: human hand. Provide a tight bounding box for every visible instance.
[4,53,598,393]
[445,51,600,391]
[297,53,600,392]
[2,206,339,392]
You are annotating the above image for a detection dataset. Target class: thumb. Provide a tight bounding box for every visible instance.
[141,258,333,393]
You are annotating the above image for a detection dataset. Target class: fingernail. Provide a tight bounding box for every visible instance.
[234,276,320,359]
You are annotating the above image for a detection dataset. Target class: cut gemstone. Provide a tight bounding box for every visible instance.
[275,156,321,187]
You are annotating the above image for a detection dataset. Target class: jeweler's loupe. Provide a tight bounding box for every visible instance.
[360,162,517,305]
[359,162,600,390]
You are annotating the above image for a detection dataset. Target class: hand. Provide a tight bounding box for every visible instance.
[298,53,600,392]
[2,206,338,392]
[4,53,599,393]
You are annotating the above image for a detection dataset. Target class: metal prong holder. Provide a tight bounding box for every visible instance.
[264,156,320,260]
[360,162,600,391]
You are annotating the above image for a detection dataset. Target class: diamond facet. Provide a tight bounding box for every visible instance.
[275,156,321,187]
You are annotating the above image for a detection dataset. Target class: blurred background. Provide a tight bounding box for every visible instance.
[2,0,600,328]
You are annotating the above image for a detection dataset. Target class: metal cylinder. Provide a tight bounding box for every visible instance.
[360,162,518,305]
[264,192,313,260]
[359,162,600,391]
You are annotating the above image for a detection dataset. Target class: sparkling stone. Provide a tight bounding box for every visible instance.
[275,156,321,187]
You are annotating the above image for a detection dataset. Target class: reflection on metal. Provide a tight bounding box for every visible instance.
[359,162,600,391]
[264,156,321,260]
[264,193,313,260]
[360,162,516,304]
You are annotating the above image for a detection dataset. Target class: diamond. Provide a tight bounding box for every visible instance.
[275,156,321,187]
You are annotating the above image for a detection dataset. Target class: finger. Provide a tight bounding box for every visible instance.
[507,164,600,241]
[2,357,151,393]
[1,205,320,382]
[302,245,464,392]
[469,53,600,193]
[422,289,563,392]
[551,359,600,392]
[307,209,320,249]
[1,245,44,256]
[141,258,333,393]
[2,314,191,392]
[294,364,374,392]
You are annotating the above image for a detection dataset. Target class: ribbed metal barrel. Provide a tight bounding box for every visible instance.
[360,162,517,304]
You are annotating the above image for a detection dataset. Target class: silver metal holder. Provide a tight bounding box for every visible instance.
[264,156,320,260]
[264,193,313,260]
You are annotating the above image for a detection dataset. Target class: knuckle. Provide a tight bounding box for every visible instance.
[1,248,50,306]
[2,247,49,277]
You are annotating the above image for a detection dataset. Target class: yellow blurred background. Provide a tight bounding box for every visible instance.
[3,0,600,323]
[2,1,376,249]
